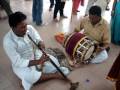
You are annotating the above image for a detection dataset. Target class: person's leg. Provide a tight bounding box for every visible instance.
[34,71,78,90]
[74,0,81,11]
[39,54,70,81]
[60,2,67,18]
[49,0,54,11]
[34,72,67,85]
[0,0,12,16]
[36,0,43,25]
[106,0,110,11]
[32,0,37,22]
[72,0,76,14]
[53,0,60,20]
[72,0,81,14]
[22,72,65,90]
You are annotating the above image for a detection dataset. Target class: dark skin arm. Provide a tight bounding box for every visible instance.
[28,41,48,67]
[95,43,110,53]
[38,41,45,50]
[28,53,49,67]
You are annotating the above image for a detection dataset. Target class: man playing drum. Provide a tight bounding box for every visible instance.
[74,5,111,64]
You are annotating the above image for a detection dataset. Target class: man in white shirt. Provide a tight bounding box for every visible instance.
[3,12,70,90]
[85,0,110,16]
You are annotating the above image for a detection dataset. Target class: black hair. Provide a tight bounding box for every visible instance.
[89,5,101,17]
[8,11,27,28]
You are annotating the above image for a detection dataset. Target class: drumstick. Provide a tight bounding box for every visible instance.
[28,34,79,90]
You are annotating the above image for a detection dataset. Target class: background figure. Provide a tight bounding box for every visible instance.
[53,0,67,21]
[107,52,120,90]
[85,0,96,15]
[49,0,54,11]
[32,0,43,26]
[111,0,120,45]
[72,0,84,15]
[85,0,110,16]
[94,0,110,15]
[0,0,13,17]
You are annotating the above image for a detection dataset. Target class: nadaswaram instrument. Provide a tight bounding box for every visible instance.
[28,34,79,90]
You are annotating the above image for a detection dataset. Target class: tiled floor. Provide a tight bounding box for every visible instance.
[0,0,120,90]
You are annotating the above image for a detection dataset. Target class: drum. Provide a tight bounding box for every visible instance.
[64,32,95,63]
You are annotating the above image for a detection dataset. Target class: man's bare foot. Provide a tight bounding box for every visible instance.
[70,82,79,90]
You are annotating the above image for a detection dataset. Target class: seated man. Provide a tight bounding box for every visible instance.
[74,5,111,64]
[3,12,72,90]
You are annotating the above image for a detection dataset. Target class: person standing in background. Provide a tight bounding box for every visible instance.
[110,0,120,45]
[0,0,13,18]
[53,0,67,21]
[85,0,110,16]
[72,0,85,15]
[49,0,55,11]
[32,0,43,26]
[85,0,96,16]
[93,0,110,15]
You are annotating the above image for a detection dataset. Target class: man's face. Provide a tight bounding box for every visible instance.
[13,20,27,37]
[89,14,101,25]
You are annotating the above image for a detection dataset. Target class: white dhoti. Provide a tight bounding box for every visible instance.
[13,54,70,90]
[91,50,108,64]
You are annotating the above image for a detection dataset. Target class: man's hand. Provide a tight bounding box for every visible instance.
[38,41,45,50]
[38,54,49,65]
[96,46,105,53]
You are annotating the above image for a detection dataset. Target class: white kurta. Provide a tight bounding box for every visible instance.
[3,25,70,90]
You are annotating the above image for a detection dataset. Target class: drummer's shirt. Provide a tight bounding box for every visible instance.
[75,17,111,46]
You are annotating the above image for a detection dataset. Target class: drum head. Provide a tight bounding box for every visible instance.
[84,45,94,61]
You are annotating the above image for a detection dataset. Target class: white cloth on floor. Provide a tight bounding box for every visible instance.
[91,49,108,64]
